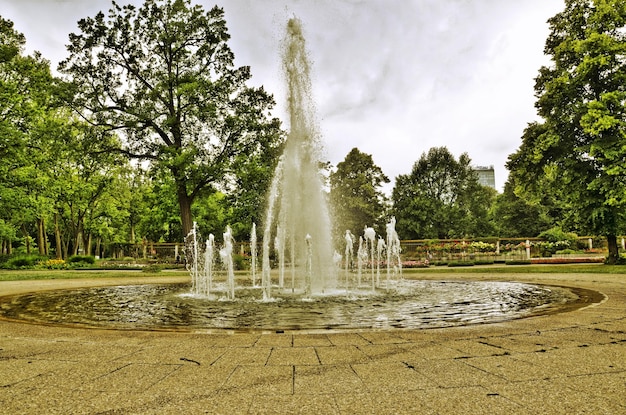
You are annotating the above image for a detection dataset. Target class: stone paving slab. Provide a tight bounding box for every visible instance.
[0,272,624,414]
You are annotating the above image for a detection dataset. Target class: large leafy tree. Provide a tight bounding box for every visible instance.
[58,0,282,236]
[0,16,57,255]
[392,147,495,239]
[508,0,626,263]
[492,180,555,237]
[329,148,389,240]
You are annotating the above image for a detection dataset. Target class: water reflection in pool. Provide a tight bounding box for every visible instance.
[0,280,581,331]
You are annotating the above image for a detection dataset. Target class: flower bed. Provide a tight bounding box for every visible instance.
[402,260,430,268]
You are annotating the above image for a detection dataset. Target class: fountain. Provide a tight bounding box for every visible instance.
[0,18,600,333]
[184,17,375,301]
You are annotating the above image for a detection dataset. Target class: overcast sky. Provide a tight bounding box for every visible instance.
[2,0,564,192]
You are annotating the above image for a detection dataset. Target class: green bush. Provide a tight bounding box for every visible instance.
[232,254,249,270]
[447,261,475,267]
[555,249,583,255]
[142,264,162,273]
[5,255,46,268]
[538,227,577,243]
[505,260,532,265]
[67,255,96,265]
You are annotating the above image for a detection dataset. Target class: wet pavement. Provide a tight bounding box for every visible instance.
[1,272,624,414]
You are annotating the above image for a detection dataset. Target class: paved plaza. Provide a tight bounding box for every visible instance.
[1,271,624,414]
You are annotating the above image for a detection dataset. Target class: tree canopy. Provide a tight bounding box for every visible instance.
[392,147,495,240]
[507,0,626,263]
[0,16,58,255]
[58,0,283,236]
[329,148,389,240]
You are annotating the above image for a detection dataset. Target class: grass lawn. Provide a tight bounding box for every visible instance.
[0,269,186,282]
[1,263,625,282]
[406,263,626,274]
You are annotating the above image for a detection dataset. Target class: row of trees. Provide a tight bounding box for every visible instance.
[2,0,625,263]
[329,146,566,244]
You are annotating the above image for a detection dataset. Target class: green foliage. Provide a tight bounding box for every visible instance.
[507,0,626,263]
[538,227,578,244]
[492,180,555,237]
[142,264,162,273]
[505,260,532,265]
[58,0,284,236]
[329,148,390,241]
[67,255,96,265]
[447,261,475,267]
[0,15,59,257]
[232,254,249,271]
[4,255,47,269]
[392,147,496,239]
[555,249,582,255]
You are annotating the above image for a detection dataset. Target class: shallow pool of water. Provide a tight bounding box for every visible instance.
[0,280,585,331]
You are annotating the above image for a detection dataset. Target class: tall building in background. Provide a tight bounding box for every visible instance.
[473,165,495,189]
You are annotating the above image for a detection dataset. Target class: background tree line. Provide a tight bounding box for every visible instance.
[2,0,625,263]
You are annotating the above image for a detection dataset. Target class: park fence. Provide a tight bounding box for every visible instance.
[108,236,615,264]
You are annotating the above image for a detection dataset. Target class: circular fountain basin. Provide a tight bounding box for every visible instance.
[0,279,597,332]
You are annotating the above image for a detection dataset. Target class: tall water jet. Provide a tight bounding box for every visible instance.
[186,222,201,295]
[363,226,376,290]
[250,223,257,287]
[261,17,335,299]
[220,225,236,300]
[343,230,354,288]
[385,216,402,281]
[203,234,215,296]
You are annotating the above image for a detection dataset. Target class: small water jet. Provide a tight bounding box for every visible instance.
[181,18,411,306]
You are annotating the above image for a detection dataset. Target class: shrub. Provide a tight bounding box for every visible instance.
[537,227,578,256]
[532,257,603,264]
[5,255,46,268]
[142,264,162,273]
[555,249,582,255]
[539,227,578,243]
[67,255,96,265]
[506,260,532,265]
[232,254,249,271]
[447,261,475,267]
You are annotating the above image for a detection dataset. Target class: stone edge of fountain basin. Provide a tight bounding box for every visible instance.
[0,274,607,335]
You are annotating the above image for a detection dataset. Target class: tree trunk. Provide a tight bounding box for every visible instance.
[54,213,63,259]
[21,224,31,254]
[37,219,44,255]
[177,183,194,238]
[606,234,619,265]
[85,232,92,256]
